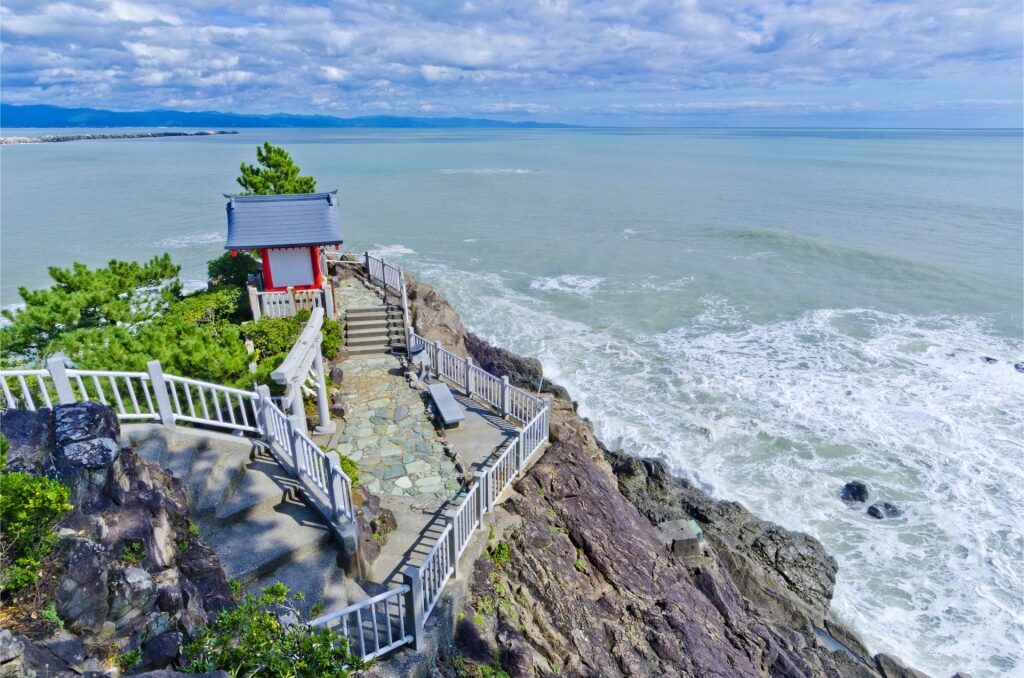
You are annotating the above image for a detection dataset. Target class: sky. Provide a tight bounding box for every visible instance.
[1,0,1021,127]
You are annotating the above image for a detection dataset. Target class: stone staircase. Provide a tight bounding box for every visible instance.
[344,305,407,356]
[126,426,354,617]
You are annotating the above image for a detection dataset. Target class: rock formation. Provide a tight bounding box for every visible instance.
[1,404,232,676]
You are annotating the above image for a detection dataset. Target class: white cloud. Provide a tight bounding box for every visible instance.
[0,0,1020,124]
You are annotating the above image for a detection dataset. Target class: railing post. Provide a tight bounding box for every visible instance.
[328,462,342,520]
[500,376,510,418]
[463,357,472,396]
[364,251,370,280]
[145,360,176,428]
[402,566,425,652]
[322,284,336,320]
[46,356,75,405]
[515,434,525,478]
[288,416,303,474]
[474,471,487,525]
[446,514,459,579]
[247,284,262,321]
[432,341,441,379]
[255,385,273,441]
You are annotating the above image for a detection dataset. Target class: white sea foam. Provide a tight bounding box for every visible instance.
[623,228,640,239]
[529,274,603,296]
[439,168,536,175]
[158,231,222,248]
[369,244,416,259]
[408,258,1024,678]
[463,238,479,243]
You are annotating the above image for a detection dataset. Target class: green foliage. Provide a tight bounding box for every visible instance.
[574,548,587,573]
[188,522,200,537]
[475,596,494,615]
[243,317,301,360]
[0,459,72,592]
[0,435,8,470]
[41,602,64,629]
[0,255,181,360]
[207,251,261,287]
[372,532,384,544]
[336,452,359,489]
[167,286,245,325]
[186,583,367,677]
[453,652,510,678]
[322,319,344,359]
[472,612,486,628]
[116,649,142,671]
[236,143,316,196]
[488,542,511,568]
[228,579,243,600]
[177,539,190,553]
[122,540,145,565]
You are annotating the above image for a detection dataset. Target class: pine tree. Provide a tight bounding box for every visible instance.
[236,143,316,195]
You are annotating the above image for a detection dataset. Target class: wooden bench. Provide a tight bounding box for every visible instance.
[427,383,465,428]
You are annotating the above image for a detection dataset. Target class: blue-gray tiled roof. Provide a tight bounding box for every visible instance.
[224,191,342,249]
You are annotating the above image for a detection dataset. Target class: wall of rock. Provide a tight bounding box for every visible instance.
[0,403,233,677]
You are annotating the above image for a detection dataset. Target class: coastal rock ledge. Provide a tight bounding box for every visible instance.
[399,272,934,678]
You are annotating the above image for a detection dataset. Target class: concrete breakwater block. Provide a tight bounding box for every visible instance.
[657,518,705,567]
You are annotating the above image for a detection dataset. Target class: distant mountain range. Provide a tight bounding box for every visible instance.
[1,103,578,129]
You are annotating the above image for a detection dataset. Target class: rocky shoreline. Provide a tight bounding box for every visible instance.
[403,273,933,677]
[0,131,238,145]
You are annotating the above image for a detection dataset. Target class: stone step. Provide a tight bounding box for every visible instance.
[345,306,386,313]
[345,309,388,320]
[189,445,253,516]
[347,335,402,348]
[345,326,405,337]
[205,497,333,585]
[245,547,350,618]
[346,344,393,356]
[215,456,298,524]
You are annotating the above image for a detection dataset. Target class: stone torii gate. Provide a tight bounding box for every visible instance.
[270,307,334,435]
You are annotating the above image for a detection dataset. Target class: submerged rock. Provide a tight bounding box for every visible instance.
[841,480,870,503]
[981,356,998,364]
[1014,362,1024,373]
[867,501,903,519]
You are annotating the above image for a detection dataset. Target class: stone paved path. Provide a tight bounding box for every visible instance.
[329,356,462,499]
[334,274,382,313]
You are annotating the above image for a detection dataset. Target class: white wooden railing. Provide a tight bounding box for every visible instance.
[0,358,355,526]
[1,253,552,662]
[247,284,335,321]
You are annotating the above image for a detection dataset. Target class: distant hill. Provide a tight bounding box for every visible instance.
[0,103,578,129]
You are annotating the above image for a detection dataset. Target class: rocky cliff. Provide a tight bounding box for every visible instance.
[404,274,928,678]
[0,403,232,677]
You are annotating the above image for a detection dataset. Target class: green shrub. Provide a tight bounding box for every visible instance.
[185,583,367,677]
[207,251,261,287]
[335,452,359,488]
[122,540,145,565]
[41,602,64,629]
[322,319,343,358]
[243,317,301,360]
[168,286,245,325]
[116,649,142,672]
[488,542,511,568]
[0,436,73,592]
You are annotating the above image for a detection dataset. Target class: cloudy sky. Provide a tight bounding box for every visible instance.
[1,0,1021,126]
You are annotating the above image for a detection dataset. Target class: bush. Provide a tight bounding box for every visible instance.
[243,317,301,361]
[207,251,261,288]
[168,286,245,325]
[322,318,344,359]
[335,452,359,488]
[185,583,367,677]
[0,436,73,592]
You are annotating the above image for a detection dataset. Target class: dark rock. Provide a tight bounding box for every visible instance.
[1014,362,1024,373]
[371,507,398,537]
[35,631,85,666]
[875,652,931,678]
[55,539,110,633]
[841,481,870,503]
[981,356,998,364]
[141,631,183,670]
[329,365,344,385]
[466,333,570,401]
[867,501,903,519]
[56,437,120,469]
[108,566,157,628]
[0,407,53,473]
[53,401,120,448]
[134,671,230,678]
[0,629,24,664]
[330,395,349,418]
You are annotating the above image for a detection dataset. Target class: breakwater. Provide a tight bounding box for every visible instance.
[0,130,238,144]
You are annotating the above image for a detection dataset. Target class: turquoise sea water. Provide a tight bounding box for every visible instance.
[2,128,1022,676]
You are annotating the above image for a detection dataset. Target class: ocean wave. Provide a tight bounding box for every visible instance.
[158,231,222,248]
[439,168,537,175]
[529,274,603,296]
[402,258,1024,678]
[369,244,416,259]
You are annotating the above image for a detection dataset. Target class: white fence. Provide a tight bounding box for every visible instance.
[247,284,335,321]
[0,358,355,526]
[308,586,414,660]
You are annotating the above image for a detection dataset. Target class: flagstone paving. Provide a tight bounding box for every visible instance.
[328,355,462,499]
[334,274,383,312]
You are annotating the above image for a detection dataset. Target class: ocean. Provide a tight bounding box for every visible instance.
[2,128,1022,676]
